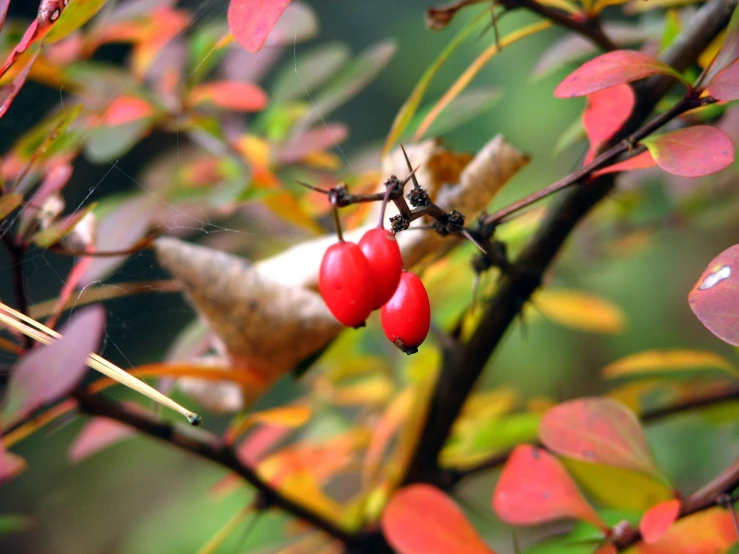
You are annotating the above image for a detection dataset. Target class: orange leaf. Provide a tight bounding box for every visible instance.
[382,484,496,554]
[188,81,268,112]
[629,507,737,553]
[639,499,681,545]
[104,96,155,126]
[492,444,607,530]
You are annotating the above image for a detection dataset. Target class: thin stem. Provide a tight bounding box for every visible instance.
[2,236,30,349]
[331,205,344,242]
[72,390,357,544]
[483,93,709,226]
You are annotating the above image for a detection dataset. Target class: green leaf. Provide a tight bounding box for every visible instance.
[13,104,84,162]
[0,514,31,535]
[383,12,486,155]
[415,87,501,140]
[85,120,152,164]
[295,40,396,131]
[271,43,351,104]
[45,0,108,45]
[188,22,229,85]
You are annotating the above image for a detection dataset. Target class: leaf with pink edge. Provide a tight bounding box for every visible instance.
[641,126,734,178]
[1,305,105,429]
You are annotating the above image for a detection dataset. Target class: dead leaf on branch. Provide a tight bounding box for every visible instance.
[155,136,528,408]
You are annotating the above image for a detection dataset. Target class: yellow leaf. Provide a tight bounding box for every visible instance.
[540,0,583,15]
[250,405,312,427]
[279,471,344,523]
[564,458,674,511]
[235,134,271,169]
[699,31,725,69]
[327,375,395,406]
[301,150,342,170]
[602,349,739,380]
[382,11,487,156]
[533,289,627,334]
[413,20,552,141]
[363,388,415,484]
[607,380,672,412]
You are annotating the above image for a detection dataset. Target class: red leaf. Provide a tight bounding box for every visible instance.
[68,417,135,463]
[592,150,656,177]
[0,48,40,121]
[382,484,496,554]
[0,0,10,31]
[0,441,26,484]
[235,424,291,464]
[188,81,268,112]
[688,244,739,346]
[492,444,606,530]
[227,0,292,54]
[706,61,739,102]
[1,305,106,429]
[278,123,348,164]
[583,84,635,164]
[555,50,680,98]
[641,126,734,178]
[0,20,42,80]
[632,507,736,553]
[79,194,159,287]
[104,96,155,126]
[639,499,681,545]
[539,397,659,477]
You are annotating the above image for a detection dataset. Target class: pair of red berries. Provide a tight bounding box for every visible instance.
[319,227,431,354]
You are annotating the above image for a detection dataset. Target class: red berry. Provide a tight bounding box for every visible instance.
[359,227,403,309]
[319,242,375,328]
[380,271,430,354]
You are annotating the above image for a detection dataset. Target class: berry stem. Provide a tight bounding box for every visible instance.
[332,205,345,242]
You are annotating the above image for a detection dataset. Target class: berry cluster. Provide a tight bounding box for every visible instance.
[319,224,431,355]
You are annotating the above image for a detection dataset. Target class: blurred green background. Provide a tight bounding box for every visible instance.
[1,0,739,552]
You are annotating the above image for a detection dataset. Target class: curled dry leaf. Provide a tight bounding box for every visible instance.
[154,237,342,396]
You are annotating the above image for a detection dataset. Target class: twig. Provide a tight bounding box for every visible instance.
[72,390,357,544]
[444,383,739,485]
[500,0,617,51]
[2,236,30,349]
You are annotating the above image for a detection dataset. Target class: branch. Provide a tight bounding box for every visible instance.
[500,0,617,51]
[71,390,356,545]
[401,0,739,487]
[444,383,739,485]
[613,456,739,549]
[2,236,30,349]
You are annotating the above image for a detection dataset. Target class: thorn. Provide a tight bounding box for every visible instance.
[461,229,488,256]
[400,144,422,189]
[295,180,329,194]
